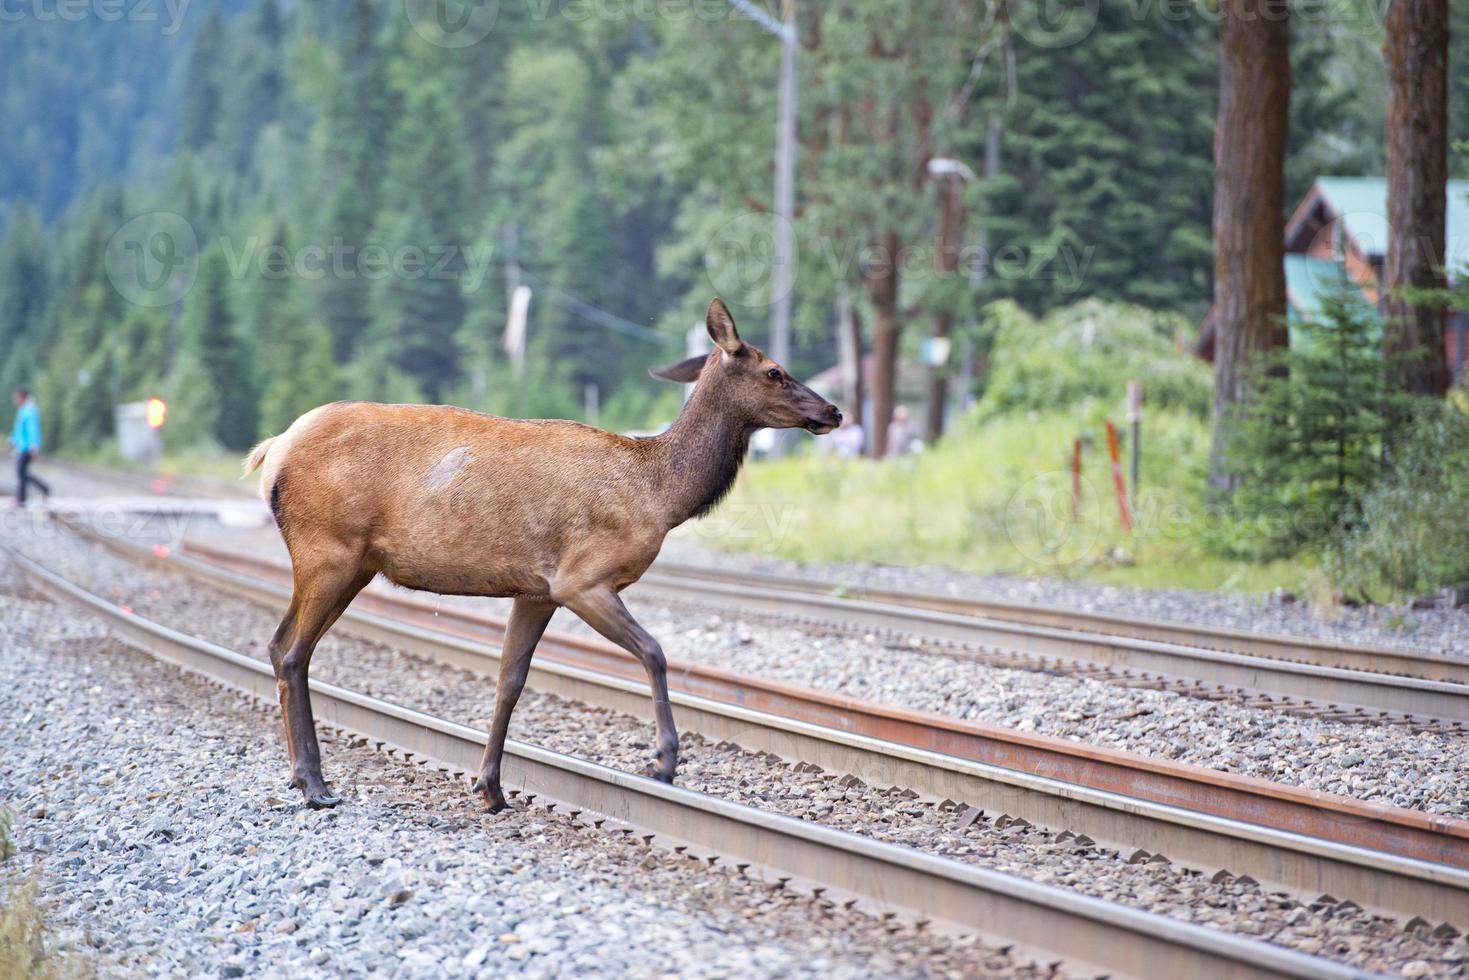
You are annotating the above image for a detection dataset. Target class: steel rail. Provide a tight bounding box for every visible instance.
[625,571,1469,727]
[643,561,1469,686]
[7,547,1379,980]
[56,524,1469,927]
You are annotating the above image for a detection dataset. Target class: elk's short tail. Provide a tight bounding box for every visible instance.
[243,437,276,477]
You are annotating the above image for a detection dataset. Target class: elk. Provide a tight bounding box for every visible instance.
[243,299,841,810]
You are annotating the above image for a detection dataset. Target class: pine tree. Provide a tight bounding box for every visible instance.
[1224,277,1413,557]
[494,48,626,398]
[181,246,258,450]
[319,0,398,360]
[220,0,286,173]
[236,217,294,357]
[116,306,169,402]
[34,198,128,451]
[161,349,219,453]
[1450,1,1469,179]
[181,6,225,151]
[1287,4,1387,203]
[975,4,1218,316]
[366,50,473,400]
[260,317,338,435]
[0,204,51,397]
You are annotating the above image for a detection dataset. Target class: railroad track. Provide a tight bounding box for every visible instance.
[624,565,1469,732]
[641,561,1469,685]
[9,548,1385,980]
[47,517,1469,933]
[46,497,1469,723]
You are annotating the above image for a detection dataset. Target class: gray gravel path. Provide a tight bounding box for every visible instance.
[0,556,1041,979]
[8,521,1469,976]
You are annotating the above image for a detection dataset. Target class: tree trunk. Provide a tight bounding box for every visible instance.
[925,170,966,445]
[867,229,901,458]
[1207,0,1291,495]
[1384,0,1450,397]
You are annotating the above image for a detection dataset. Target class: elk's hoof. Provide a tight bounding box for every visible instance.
[305,790,342,809]
[472,776,509,814]
[642,762,675,784]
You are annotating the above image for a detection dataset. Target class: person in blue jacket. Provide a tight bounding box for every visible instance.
[10,387,51,506]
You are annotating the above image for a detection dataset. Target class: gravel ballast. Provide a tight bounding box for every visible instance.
[8,520,1469,975]
[0,558,1043,979]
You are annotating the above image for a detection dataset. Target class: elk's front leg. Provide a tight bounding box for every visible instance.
[474,597,557,813]
[558,587,678,783]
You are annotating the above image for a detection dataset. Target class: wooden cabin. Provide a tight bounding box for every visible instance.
[1199,176,1469,379]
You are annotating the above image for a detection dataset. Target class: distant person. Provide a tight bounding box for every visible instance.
[10,387,50,507]
[885,404,913,458]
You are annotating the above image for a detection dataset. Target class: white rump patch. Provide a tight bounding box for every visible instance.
[425,446,475,490]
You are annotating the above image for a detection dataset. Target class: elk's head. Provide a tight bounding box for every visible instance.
[651,299,842,435]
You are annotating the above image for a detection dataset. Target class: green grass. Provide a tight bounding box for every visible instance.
[692,406,1312,595]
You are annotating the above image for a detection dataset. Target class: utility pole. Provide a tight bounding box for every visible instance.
[502,223,528,378]
[834,283,862,427]
[923,157,974,446]
[771,0,797,372]
[503,223,521,303]
[726,0,798,456]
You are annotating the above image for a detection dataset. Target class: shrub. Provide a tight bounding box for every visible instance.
[1327,400,1469,599]
[0,878,87,980]
[0,810,87,979]
[975,299,1211,421]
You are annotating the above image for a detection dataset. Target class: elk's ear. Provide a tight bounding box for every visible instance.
[649,355,706,384]
[706,298,744,355]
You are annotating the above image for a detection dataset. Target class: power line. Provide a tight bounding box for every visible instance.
[518,270,669,344]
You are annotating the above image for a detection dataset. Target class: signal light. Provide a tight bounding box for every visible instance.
[146,398,167,429]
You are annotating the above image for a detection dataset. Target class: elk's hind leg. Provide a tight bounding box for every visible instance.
[473,597,556,813]
[269,559,374,808]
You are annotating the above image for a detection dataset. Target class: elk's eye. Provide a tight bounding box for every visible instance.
[766,367,782,381]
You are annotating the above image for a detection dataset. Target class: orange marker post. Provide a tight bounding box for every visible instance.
[1104,419,1133,534]
[1071,438,1082,521]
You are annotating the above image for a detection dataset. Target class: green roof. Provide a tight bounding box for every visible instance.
[1284,253,1347,322]
[1284,253,1382,350]
[1313,176,1469,270]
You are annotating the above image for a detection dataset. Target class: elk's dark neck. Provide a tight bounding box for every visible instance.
[655,383,753,526]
